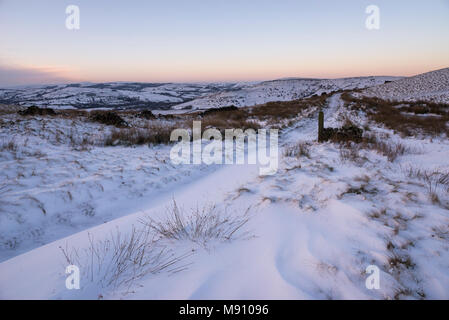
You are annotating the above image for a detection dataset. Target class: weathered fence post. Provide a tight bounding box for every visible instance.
[318,109,324,142]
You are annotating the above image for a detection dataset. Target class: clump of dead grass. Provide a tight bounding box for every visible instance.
[60,228,192,290]
[104,124,179,146]
[139,200,252,246]
[0,138,19,152]
[284,141,311,158]
[60,200,252,291]
[404,166,449,202]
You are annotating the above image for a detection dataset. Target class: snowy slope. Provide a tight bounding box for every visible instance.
[0,114,220,262]
[0,82,243,110]
[0,76,400,112]
[1,93,448,300]
[362,68,449,103]
[172,76,400,111]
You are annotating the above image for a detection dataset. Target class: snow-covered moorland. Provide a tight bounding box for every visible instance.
[0,79,448,299]
[0,76,399,113]
[172,76,400,111]
[0,82,243,111]
[362,68,449,104]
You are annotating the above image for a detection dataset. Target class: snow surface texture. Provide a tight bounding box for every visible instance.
[0,115,218,262]
[1,92,448,300]
[362,68,449,103]
[172,76,400,111]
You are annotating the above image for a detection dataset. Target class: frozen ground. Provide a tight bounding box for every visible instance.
[0,92,448,300]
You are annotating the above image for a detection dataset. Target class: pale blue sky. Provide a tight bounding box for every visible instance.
[0,0,448,85]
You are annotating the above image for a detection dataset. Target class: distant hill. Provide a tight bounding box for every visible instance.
[172,76,401,111]
[0,82,242,110]
[0,75,409,112]
[362,68,449,103]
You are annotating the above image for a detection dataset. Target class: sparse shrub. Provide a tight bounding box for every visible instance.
[250,94,328,121]
[18,106,56,116]
[200,117,260,134]
[404,166,449,200]
[139,200,252,246]
[104,125,175,146]
[342,94,449,137]
[339,142,366,165]
[158,114,178,120]
[432,225,449,240]
[337,131,409,162]
[201,105,239,116]
[0,139,18,152]
[0,184,12,218]
[60,228,192,289]
[325,125,364,143]
[137,110,156,120]
[368,139,407,162]
[284,141,311,158]
[89,111,128,127]
[197,106,258,132]
[60,200,252,290]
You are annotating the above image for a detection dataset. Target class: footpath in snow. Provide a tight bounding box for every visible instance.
[1,93,449,300]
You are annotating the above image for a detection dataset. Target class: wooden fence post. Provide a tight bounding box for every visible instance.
[318,110,324,142]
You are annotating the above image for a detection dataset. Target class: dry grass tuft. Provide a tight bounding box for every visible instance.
[338,142,367,166]
[336,131,409,163]
[0,138,19,152]
[60,200,252,290]
[365,138,408,162]
[104,124,178,146]
[404,166,449,201]
[89,111,128,128]
[60,227,193,290]
[284,141,311,158]
[139,200,252,246]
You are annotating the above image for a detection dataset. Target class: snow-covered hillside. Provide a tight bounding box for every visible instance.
[0,82,242,110]
[172,76,400,111]
[0,76,400,113]
[0,91,448,300]
[0,112,222,262]
[362,68,449,103]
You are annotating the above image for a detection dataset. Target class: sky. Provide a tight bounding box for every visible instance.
[0,0,449,85]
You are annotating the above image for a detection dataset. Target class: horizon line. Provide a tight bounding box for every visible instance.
[2,66,448,88]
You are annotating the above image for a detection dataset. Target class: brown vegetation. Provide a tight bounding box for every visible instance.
[104,124,178,146]
[250,94,328,121]
[341,93,449,137]
[89,111,128,127]
[18,106,56,116]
